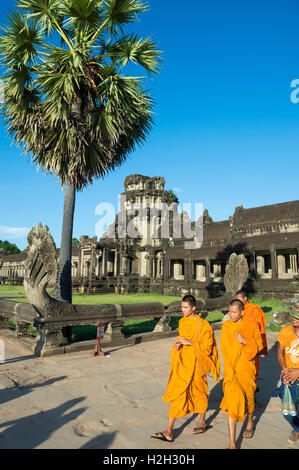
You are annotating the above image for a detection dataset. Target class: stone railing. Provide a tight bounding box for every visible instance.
[0,299,36,337]
[0,224,249,357]
[0,298,207,357]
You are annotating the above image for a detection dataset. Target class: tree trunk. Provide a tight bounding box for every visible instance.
[53,181,76,341]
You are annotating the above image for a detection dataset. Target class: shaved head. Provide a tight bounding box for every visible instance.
[229,299,244,311]
[235,289,248,299]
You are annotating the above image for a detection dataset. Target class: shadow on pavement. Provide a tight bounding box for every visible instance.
[236,342,281,448]
[1,355,38,364]
[0,397,87,449]
[80,431,118,449]
[0,376,68,406]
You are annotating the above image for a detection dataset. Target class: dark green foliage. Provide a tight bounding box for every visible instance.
[0,240,21,255]
[167,190,179,203]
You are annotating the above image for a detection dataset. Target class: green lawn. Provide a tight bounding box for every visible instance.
[73,292,182,305]
[0,286,291,339]
[0,285,26,295]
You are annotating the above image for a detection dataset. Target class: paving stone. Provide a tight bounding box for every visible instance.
[0,329,296,449]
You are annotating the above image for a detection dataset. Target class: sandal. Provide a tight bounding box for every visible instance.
[243,428,255,438]
[151,432,173,442]
[288,430,299,446]
[192,424,208,435]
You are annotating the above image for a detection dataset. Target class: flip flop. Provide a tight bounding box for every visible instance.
[288,430,299,446]
[151,432,173,442]
[243,428,255,438]
[192,425,208,435]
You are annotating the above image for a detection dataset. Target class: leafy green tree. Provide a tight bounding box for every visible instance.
[0,240,21,255]
[167,190,179,203]
[0,0,161,317]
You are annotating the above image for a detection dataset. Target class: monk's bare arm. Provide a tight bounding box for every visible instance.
[176,336,193,346]
[235,332,246,344]
[276,342,287,371]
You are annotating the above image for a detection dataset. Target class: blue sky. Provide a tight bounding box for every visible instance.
[1,0,299,250]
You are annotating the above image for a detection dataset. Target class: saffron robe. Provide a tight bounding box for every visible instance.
[163,315,220,419]
[220,317,263,422]
[244,302,268,380]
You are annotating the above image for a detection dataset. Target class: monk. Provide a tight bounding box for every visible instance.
[235,289,268,383]
[220,299,263,449]
[151,294,220,442]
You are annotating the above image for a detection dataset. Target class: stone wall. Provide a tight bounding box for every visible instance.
[71,275,299,301]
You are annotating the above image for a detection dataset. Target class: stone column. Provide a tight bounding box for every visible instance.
[248,252,255,278]
[290,253,298,275]
[205,257,211,282]
[96,255,101,276]
[33,321,68,357]
[113,250,119,276]
[256,255,265,277]
[149,255,154,277]
[213,263,221,278]
[104,319,125,344]
[163,255,170,280]
[79,247,83,277]
[270,247,278,279]
[120,256,127,276]
[157,258,161,277]
[195,262,206,281]
[277,254,286,278]
[102,248,107,276]
[173,261,183,279]
[185,253,192,285]
[160,255,164,277]
[153,257,157,278]
[90,248,96,279]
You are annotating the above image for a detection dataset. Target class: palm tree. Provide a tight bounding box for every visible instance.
[0,1,161,330]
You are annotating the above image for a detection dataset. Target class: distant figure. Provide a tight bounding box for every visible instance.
[235,289,268,384]
[220,299,263,449]
[276,306,299,447]
[151,294,220,442]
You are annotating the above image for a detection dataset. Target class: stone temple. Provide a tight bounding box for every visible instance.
[1,174,299,299]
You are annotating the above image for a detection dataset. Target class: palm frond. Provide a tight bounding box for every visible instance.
[104,0,149,35]
[17,0,63,36]
[62,0,105,34]
[0,11,44,66]
[113,33,161,74]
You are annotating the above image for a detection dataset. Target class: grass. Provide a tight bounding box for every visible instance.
[0,285,292,340]
[0,285,26,296]
[72,292,182,305]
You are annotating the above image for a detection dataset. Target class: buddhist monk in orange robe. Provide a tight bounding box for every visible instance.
[220,299,263,449]
[151,295,220,443]
[236,289,268,381]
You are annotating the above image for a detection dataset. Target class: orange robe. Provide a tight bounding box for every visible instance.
[243,302,268,380]
[220,317,263,422]
[163,315,220,419]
